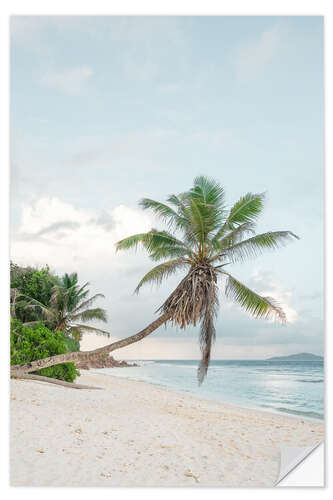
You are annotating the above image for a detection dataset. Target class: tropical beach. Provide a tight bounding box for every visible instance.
[10,371,323,488]
[9,16,324,488]
[9,177,324,487]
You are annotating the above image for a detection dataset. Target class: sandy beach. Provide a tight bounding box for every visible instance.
[10,371,324,487]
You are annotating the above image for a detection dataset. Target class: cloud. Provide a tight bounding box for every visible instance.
[233,24,282,81]
[89,211,115,232]
[36,221,80,237]
[10,196,173,342]
[10,198,323,358]
[11,197,152,273]
[40,66,94,95]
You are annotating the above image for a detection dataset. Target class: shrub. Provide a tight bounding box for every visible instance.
[63,335,80,353]
[10,318,80,383]
[10,263,59,325]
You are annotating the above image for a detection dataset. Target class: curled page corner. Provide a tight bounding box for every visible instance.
[276,441,323,485]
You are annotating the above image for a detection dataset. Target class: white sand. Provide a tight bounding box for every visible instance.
[10,371,324,487]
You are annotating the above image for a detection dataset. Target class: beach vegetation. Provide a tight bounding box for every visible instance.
[10,263,58,324]
[11,265,109,342]
[10,318,79,382]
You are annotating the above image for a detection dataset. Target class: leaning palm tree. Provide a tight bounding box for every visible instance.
[116,176,299,383]
[22,272,110,341]
[10,177,298,386]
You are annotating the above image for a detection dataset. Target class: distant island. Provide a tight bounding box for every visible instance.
[266,352,323,361]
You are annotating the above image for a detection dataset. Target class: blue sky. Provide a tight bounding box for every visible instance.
[10,16,324,359]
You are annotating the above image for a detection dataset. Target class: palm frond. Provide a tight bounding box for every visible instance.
[116,232,153,252]
[50,284,65,310]
[71,293,106,314]
[166,193,188,209]
[68,326,82,342]
[184,198,207,245]
[135,259,189,294]
[139,198,188,230]
[73,324,111,338]
[71,307,107,323]
[21,296,54,320]
[227,192,265,227]
[74,281,90,300]
[144,230,190,253]
[191,175,226,208]
[186,180,226,241]
[224,231,299,263]
[61,272,78,287]
[117,229,190,256]
[149,245,192,262]
[210,221,255,253]
[222,271,286,323]
[214,192,265,242]
[166,193,198,246]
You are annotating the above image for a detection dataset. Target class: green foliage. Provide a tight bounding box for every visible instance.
[116,176,299,304]
[10,318,80,382]
[223,272,286,323]
[63,335,80,352]
[10,262,59,324]
[134,259,188,294]
[10,264,109,341]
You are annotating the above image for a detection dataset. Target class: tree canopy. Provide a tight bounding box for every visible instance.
[10,264,109,342]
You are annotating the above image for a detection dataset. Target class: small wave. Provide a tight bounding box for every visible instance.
[132,360,155,366]
[260,404,323,420]
[297,379,324,383]
[153,362,196,369]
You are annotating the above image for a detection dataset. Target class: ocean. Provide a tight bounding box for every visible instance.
[94,359,324,421]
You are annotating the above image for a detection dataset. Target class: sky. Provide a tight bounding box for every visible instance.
[10,16,324,360]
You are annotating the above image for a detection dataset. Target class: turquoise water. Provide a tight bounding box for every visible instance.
[95,359,324,421]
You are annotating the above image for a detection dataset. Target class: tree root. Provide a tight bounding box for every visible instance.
[11,373,104,390]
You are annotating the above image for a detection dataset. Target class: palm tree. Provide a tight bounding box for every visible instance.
[115,176,299,383]
[11,177,299,384]
[22,272,110,341]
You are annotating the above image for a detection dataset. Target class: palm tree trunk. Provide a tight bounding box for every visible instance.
[10,312,171,377]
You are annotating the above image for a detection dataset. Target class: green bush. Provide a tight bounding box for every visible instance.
[10,318,80,383]
[63,335,80,353]
[10,262,59,325]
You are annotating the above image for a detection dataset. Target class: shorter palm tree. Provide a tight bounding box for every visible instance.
[22,273,109,341]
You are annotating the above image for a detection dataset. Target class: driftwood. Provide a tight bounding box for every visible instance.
[11,373,104,390]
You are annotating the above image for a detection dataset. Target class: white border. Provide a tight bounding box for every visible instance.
[1,1,331,498]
